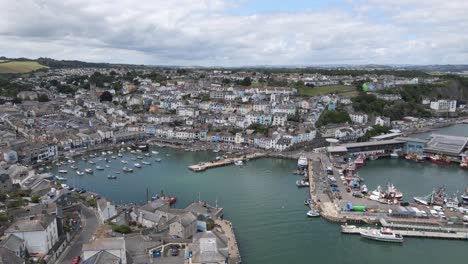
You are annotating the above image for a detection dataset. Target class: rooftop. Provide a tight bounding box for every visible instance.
[5,214,55,233]
[425,134,468,155]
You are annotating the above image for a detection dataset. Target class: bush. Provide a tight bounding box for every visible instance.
[31,195,40,203]
[206,219,215,231]
[86,198,97,207]
[111,224,131,234]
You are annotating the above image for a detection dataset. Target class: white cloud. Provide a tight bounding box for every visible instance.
[0,0,467,65]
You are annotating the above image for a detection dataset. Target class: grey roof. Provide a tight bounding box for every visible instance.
[179,212,197,227]
[139,199,168,212]
[343,139,404,149]
[425,134,468,154]
[192,231,228,263]
[0,248,24,264]
[83,250,121,264]
[82,237,125,252]
[0,234,24,253]
[5,215,55,233]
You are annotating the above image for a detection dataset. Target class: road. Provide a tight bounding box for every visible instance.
[57,205,98,264]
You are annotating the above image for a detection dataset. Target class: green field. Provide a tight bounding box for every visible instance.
[298,85,356,97]
[0,60,9,63]
[0,61,48,73]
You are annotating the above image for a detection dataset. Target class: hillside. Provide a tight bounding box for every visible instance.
[0,61,48,73]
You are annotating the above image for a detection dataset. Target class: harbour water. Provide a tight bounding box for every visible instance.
[51,125,468,264]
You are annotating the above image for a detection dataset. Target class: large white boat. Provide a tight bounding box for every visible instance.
[152,151,159,155]
[461,188,468,203]
[234,160,244,166]
[359,228,403,243]
[306,209,320,217]
[297,155,308,168]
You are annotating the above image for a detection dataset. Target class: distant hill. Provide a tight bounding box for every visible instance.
[0,60,48,73]
[36,57,114,68]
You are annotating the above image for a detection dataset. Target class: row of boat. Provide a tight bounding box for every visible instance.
[413,186,468,206]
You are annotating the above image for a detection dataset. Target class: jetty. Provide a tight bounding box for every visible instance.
[188,152,266,172]
[215,219,241,264]
[341,225,468,240]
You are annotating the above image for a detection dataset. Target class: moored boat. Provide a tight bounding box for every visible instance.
[155,158,162,162]
[107,175,117,180]
[306,209,320,217]
[297,155,308,168]
[123,167,134,172]
[360,228,403,243]
[430,155,451,165]
[85,168,93,174]
[96,166,104,170]
[461,188,468,203]
[58,169,68,174]
[296,180,309,187]
[76,170,84,175]
[134,163,142,168]
[142,161,151,165]
[234,160,244,166]
[390,152,399,158]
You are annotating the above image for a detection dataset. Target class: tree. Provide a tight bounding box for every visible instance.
[99,91,113,102]
[237,77,252,86]
[12,97,22,104]
[37,94,49,102]
[316,110,351,127]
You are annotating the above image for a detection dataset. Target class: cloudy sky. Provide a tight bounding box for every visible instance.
[1,0,467,66]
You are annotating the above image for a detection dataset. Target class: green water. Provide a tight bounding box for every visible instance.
[52,125,468,264]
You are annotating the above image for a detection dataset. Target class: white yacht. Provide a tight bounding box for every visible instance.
[76,171,84,175]
[297,155,308,168]
[134,163,142,168]
[359,228,403,243]
[234,160,244,166]
[306,209,320,217]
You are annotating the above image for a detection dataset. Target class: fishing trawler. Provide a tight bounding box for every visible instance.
[430,155,451,165]
[414,186,447,205]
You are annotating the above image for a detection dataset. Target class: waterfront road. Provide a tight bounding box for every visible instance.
[57,205,98,264]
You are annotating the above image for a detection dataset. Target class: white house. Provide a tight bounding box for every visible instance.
[272,113,287,126]
[374,116,391,127]
[349,113,368,124]
[97,199,117,223]
[5,215,59,254]
[430,99,457,113]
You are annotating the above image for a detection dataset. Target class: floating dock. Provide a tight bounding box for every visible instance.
[188,153,266,172]
[341,225,468,240]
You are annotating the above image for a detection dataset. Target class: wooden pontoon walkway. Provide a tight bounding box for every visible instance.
[188,152,266,171]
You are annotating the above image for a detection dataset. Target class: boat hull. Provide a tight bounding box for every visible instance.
[359,232,403,243]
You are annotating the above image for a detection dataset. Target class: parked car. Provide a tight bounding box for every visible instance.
[72,255,81,264]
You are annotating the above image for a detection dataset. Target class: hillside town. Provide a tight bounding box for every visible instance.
[0,66,467,264]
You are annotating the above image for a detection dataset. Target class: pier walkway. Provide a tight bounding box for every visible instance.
[341,225,468,240]
[188,152,266,171]
[215,219,241,264]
